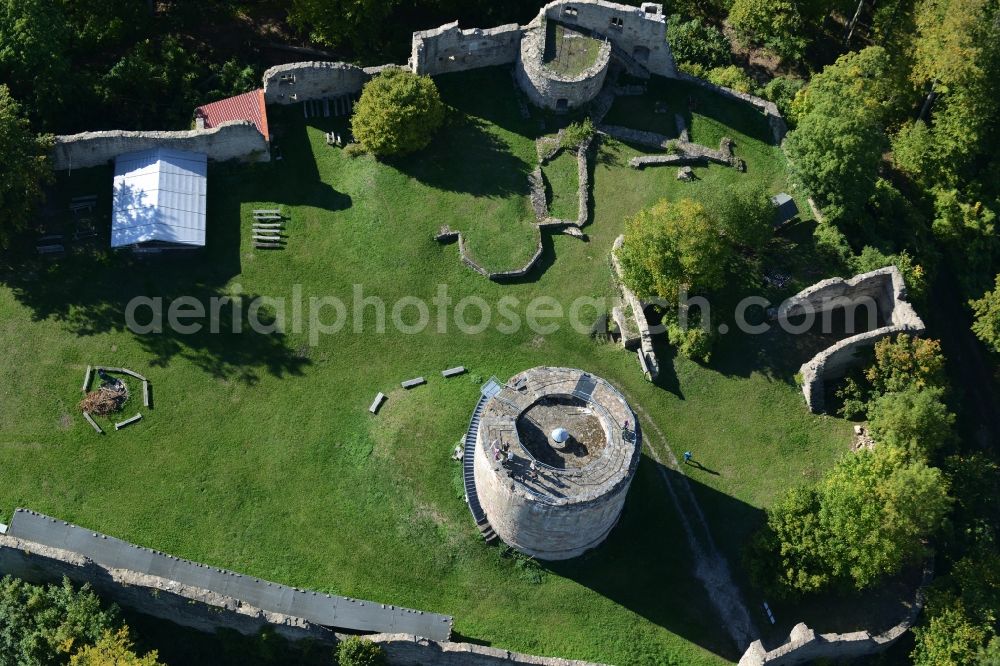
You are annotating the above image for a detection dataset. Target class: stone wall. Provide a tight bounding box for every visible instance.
[738,566,932,666]
[262,61,382,105]
[0,534,332,643]
[52,122,269,170]
[788,267,926,412]
[611,235,660,381]
[676,72,787,144]
[514,24,611,111]
[542,0,676,78]
[411,22,521,76]
[367,633,608,665]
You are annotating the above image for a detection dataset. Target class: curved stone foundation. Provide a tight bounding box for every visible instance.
[473,367,641,560]
[514,24,611,111]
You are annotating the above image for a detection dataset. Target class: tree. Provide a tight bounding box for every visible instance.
[784,48,901,224]
[747,444,951,596]
[818,445,950,590]
[100,36,199,130]
[70,628,164,666]
[866,334,948,396]
[970,274,1000,354]
[0,85,52,247]
[980,636,1000,665]
[746,485,831,595]
[712,182,773,254]
[0,0,74,130]
[351,69,445,157]
[0,576,120,665]
[336,636,386,666]
[665,15,731,69]
[727,0,807,62]
[867,386,954,458]
[912,601,990,666]
[895,0,1000,188]
[288,0,399,56]
[617,198,730,303]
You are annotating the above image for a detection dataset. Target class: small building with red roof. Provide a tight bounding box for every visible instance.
[194,89,270,142]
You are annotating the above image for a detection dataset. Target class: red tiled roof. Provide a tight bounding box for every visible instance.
[194,89,269,141]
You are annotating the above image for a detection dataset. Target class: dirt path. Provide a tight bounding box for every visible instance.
[614,383,759,652]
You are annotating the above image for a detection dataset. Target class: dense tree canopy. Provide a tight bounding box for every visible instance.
[867,386,955,457]
[665,14,731,69]
[749,444,951,596]
[785,48,900,224]
[866,335,948,397]
[0,85,52,247]
[970,274,1000,354]
[69,628,164,666]
[351,68,445,157]
[0,576,120,666]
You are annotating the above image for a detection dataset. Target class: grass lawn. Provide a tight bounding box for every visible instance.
[543,22,605,78]
[0,68,852,665]
[540,149,579,220]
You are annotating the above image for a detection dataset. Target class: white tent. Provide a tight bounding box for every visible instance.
[112,148,207,249]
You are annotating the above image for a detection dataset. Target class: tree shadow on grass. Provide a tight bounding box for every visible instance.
[386,113,533,198]
[543,455,764,661]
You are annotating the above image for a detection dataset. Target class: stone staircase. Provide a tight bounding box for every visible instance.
[463,395,498,543]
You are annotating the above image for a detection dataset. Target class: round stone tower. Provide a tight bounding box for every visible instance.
[472,367,641,560]
[514,22,611,112]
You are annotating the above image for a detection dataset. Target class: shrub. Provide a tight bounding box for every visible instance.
[761,76,804,119]
[852,246,927,304]
[665,15,731,69]
[336,637,386,666]
[812,222,853,267]
[705,65,755,94]
[561,117,595,149]
[667,320,714,363]
[912,601,990,666]
[727,0,807,62]
[351,69,445,157]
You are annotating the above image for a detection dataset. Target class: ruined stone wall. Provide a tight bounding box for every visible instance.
[676,72,787,144]
[542,0,676,77]
[514,24,612,111]
[51,122,269,170]
[411,22,522,76]
[738,566,932,666]
[611,235,661,381]
[262,61,405,105]
[789,267,926,412]
[367,633,608,665]
[0,534,332,643]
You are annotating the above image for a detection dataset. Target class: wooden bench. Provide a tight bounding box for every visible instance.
[37,244,64,255]
[253,235,284,242]
[83,411,103,434]
[369,392,386,414]
[253,214,283,221]
[114,413,142,430]
[401,377,426,389]
[82,365,93,392]
[255,243,283,249]
[142,381,151,408]
[441,366,466,378]
[252,222,283,229]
